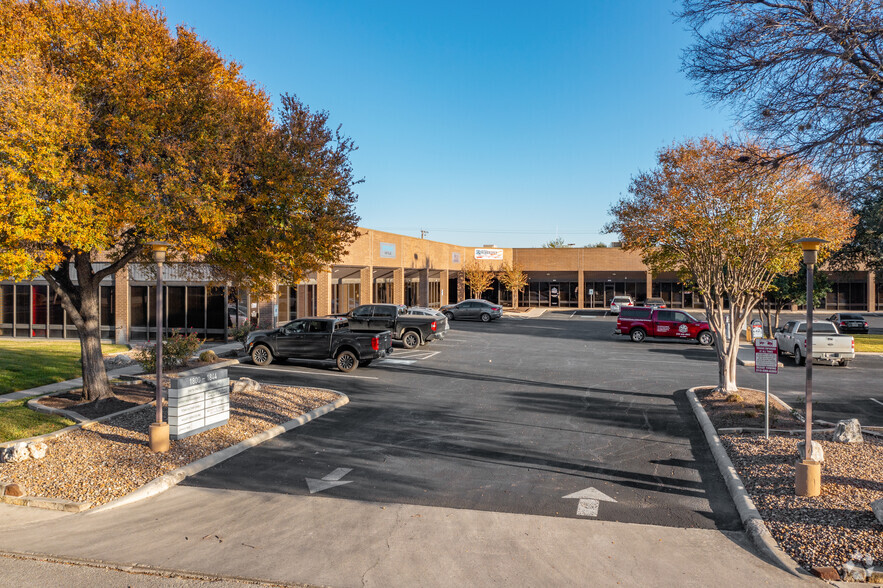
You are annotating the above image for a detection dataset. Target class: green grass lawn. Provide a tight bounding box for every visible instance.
[0,398,75,443]
[854,334,883,353]
[0,340,129,395]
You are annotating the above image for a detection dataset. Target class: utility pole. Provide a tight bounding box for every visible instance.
[420,229,428,239]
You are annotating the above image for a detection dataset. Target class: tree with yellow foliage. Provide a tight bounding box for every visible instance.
[462,260,495,300]
[0,1,359,400]
[605,137,855,392]
[498,261,528,308]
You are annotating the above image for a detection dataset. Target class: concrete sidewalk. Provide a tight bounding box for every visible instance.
[0,485,818,587]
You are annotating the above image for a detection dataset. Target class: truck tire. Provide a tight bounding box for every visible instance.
[480,312,491,322]
[402,330,421,349]
[250,344,273,366]
[839,360,851,367]
[697,330,713,346]
[630,328,646,343]
[336,350,357,372]
[794,346,805,366]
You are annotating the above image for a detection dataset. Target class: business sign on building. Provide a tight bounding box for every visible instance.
[452,252,461,264]
[474,248,503,260]
[379,242,396,259]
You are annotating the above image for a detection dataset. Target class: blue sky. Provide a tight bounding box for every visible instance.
[157,0,736,248]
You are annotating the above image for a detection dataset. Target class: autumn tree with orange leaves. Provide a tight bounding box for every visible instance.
[0,1,359,401]
[605,137,855,392]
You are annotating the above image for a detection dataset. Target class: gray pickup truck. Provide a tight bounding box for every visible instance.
[347,304,446,348]
[244,317,392,372]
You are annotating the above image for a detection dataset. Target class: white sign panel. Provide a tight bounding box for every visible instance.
[474,248,503,260]
[754,338,778,374]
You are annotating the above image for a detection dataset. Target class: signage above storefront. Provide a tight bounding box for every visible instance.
[452,252,461,264]
[474,248,503,260]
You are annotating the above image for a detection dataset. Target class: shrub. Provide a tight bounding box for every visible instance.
[743,410,758,418]
[135,330,203,372]
[726,393,743,403]
[231,322,253,343]
[199,350,218,363]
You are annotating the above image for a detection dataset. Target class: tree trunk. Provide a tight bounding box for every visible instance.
[77,291,113,401]
[512,288,518,309]
[44,253,117,402]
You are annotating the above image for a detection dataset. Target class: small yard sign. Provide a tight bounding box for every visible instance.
[754,338,778,374]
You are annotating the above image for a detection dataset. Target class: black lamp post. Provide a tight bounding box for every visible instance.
[147,241,170,453]
[794,237,827,497]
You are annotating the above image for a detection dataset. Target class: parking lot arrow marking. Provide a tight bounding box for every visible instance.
[563,487,617,517]
[306,468,353,494]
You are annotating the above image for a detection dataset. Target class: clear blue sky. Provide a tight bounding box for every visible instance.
[157,0,735,248]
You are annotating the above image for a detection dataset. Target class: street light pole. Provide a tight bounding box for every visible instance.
[148,241,170,453]
[794,237,827,497]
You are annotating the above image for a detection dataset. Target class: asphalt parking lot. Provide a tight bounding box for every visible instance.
[183,311,882,531]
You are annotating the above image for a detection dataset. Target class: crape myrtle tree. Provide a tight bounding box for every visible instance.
[605,137,854,393]
[497,261,528,308]
[0,0,359,401]
[462,260,495,300]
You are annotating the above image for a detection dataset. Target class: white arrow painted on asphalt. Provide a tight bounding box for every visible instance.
[306,467,353,494]
[563,487,617,517]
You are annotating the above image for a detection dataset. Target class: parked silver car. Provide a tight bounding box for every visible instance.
[439,299,502,322]
[406,306,450,333]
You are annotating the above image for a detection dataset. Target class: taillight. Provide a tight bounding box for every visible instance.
[864,322,869,327]
[852,339,855,350]
[431,321,437,331]
[371,336,379,351]
[840,322,847,327]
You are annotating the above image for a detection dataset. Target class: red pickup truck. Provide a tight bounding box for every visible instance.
[615,307,714,346]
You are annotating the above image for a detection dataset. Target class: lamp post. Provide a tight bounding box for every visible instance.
[794,237,827,497]
[147,241,170,453]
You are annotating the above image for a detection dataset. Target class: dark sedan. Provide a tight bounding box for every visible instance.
[826,313,869,334]
[440,299,503,322]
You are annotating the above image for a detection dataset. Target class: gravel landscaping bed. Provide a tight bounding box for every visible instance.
[721,434,882,573]
[0,382,339,507]
[695,386,882,577]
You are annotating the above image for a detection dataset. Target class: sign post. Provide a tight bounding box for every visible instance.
[754,338,778,439]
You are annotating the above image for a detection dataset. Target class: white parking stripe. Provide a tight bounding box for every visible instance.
[871,398,883,407]
[236,364,378,380]
[376,359,416,366]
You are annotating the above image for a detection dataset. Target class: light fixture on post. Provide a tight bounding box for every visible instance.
[147,241,171,453]
[794,237,827,497]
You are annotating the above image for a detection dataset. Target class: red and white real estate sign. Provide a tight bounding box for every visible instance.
[754,338,778,374]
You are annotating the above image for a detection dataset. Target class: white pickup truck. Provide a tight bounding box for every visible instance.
[774,320,855,367]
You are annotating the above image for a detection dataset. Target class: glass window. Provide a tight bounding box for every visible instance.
[1,285,13,327]
[166,286,186,329]
[657,310,677,322]
[289,286,298,318]
[130,286,148,328]
[49,287,65,327]
[206,287,226,332]
[100,285,115,339]
[187,287,206,330]
[15,285,29,325]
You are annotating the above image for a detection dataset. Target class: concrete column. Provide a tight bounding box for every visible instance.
[277,285,290,323]
[417,269,429,307]
[440,269,449,307]
[296,284,308,318]
[114,267,129,344]
[360,267,373,304]
[645,272,653,300]
[393,268,405,305]
[868,271,876,312]
[457,272,466,301]
[577,269,585,309]
[317,268,333,316]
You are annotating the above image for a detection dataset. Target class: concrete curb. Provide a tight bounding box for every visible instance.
[686,386,814,580]
[87,391,350,514]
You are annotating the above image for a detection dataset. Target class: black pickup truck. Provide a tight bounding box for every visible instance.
[346,304,446,349]
[244,317,392,372]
